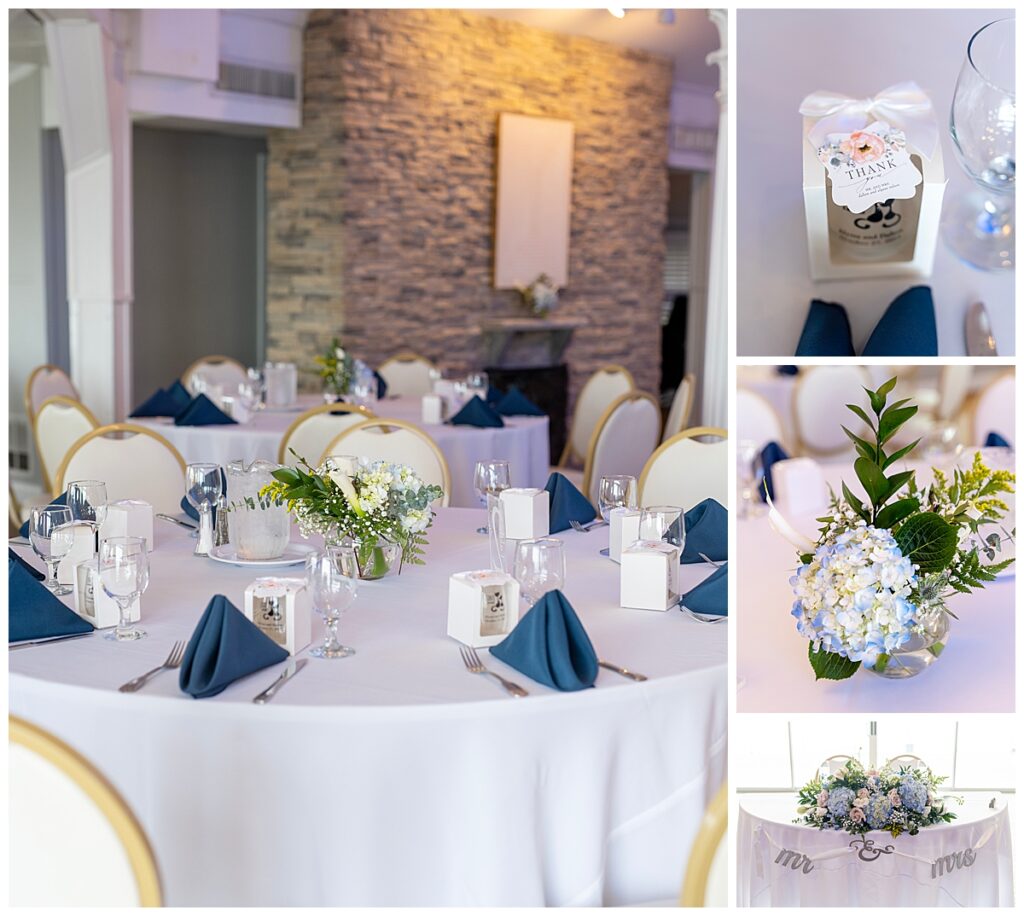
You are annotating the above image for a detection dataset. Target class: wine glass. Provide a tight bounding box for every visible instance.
[306,548,358,658]
[640,505,684,596]
[943,18,1015,270]
[246,367,266,411]
[736,439,760,518]
[186,463,222,556]
[467,371,489,401]
[598,475,638,523]
[474,459,511,535]
[67,480,108,549]
[513,538,566,606]
[29,505,75,595]
[99,536,148,641]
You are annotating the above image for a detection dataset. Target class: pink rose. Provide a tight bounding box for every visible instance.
[888,789,901,807]
[840,131,886,163]
[850,807,865,823]
[867,770,879,777]
[817,790,829,806]
[857,788,870,799]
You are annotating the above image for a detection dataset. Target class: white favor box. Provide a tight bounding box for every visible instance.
[499,488,549,541]
[620,540,680,612]
[447,570,521,648]
[243,577,311,656]
[421,393,444,425]
[99,500,154,552]
[72,560,141,628]
[609,507,642,564]
[57,522,96,587]
[771,458,829,516]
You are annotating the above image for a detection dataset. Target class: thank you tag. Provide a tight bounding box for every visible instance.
[816,122,922,212]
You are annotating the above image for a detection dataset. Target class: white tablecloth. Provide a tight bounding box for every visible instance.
[737,457,1015,712]
[737,8,1015,357]
[9,510,726,906]
[737,793,1014,906]
[134,395,550,508]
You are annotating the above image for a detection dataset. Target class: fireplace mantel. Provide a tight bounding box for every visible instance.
[478,317,587,370]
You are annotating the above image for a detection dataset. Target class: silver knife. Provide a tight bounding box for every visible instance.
[965,301,998,356]
[598,659,648,681]
[252,658,307,704]
[156,514,198,530]
[10,632,95,650]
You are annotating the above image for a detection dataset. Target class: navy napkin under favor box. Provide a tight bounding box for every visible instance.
[679,498,727,564]
[544,472,596,533]
[680,563,727,617]
[9,552,94,643]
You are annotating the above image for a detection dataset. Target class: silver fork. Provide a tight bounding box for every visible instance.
[681,606,727,625]
[569,519,606,533]
[459,645,528,697]
[698,552,725,569]
[118,641,186,693]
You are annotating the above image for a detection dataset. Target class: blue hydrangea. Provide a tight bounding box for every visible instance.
[827,787,855,819]
[866,794,892,829]
[899,775,929,813]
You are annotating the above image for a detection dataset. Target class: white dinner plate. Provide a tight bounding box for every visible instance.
[207,543,317,567]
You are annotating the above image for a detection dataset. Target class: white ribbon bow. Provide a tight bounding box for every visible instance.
[799,82,938,160]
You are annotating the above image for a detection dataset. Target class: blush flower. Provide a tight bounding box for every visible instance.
[888,788,902,807]
[849,806,865,824]
[840,131,886,163]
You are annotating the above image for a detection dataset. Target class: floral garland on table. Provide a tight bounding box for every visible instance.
[796,758,958,838]
[315,338,355,398]
[783,377,1014,681]
[261,451,444,569]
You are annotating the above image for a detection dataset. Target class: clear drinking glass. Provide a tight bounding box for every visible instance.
[467,371,489,400]
[186,463,222,557]
[639,505,685,554]
[513,538,566,606]
[29,505,75,595]
[67,479,108,548]
[943,18,1016,270]
[246,367,266,411]
[736,439,760,519]
[99,536,148,641]
[474,459,511,535]
[598,475,638,522]
[306,548,359,658]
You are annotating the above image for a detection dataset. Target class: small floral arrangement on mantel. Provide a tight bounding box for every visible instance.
[315,338,355,399]
[779,377,1014,682]
[517,273,560,318]
[796,758,958,838]
[261,452,444,579]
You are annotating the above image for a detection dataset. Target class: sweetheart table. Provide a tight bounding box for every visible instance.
[737,792,1014,906]
[132,395,550,508]
[9,509,726,906]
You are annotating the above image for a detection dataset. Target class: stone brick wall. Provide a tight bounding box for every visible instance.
[266,9,671,411]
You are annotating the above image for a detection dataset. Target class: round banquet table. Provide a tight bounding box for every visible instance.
[737,792,1014,907]
[132,395,550,508]
[737,453,1015,713]
[9,509,726,907]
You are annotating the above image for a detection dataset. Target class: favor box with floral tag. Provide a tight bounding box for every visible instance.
[801,84,945,281]
[499,488,549,541]
[99,500,154,552]
[609,507,641,564]
[421,393,445,425]
[447,570,520,647]
[72,559,141,628]
[620,540,680,611]
[57,522,96,587]
[243,577,311,656]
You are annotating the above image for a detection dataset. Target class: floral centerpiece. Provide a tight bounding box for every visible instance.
[261,451,444,579]
[796,758,958,838]
[315,338,355,399]
[780,377,1014,681]
[517,273,560,318]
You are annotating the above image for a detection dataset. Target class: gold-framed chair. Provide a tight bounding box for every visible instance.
[884,754,929,772]
[277,402,376,464]
[53,423,187,514]
[181,354,248,396]
[557,364,636,468]
[680,783,728,907]
[792,366,873,457]
[24,363,79,426]
[33,395,101,495]
[818,754,855,776]
[662,372,696,444]
[9,484,23,538]
[320,418,451,507]
[9,715,162,906]
[377,351,437,398]
[736,386,789,454]
[638,426,728,510]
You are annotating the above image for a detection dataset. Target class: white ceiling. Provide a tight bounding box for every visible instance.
[477,8,722,88]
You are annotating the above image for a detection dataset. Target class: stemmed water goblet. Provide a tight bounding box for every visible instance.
[99,536,149,641]
[474,459,511,536]
[639,505,685,596]
[29,505,75,595]
[598,475,638,523]
[186,463,222,556]
[466,371,489,401]
[737,439,760,519]
[306,547,359,658]
[67,479,108,550]
[513,538,566,607]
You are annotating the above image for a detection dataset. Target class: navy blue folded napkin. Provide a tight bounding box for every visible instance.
[9,548,44,581]
[985,432,1011,449]
[495,386,545,417]
[373,370,388,400]
[18,492,67,539]
[9,554,94,643]
[178,595,289,699]
[490,589,598,691]
[680,498,727,564]
[447,395,505,428]
[174,394,237,427]
[795,286,937,357]
[130,380,194,418]
[545,472,596,533]
[680,564,728,617]
[758,441,790,503]
[776,365,800,376]
[486,384,504,407]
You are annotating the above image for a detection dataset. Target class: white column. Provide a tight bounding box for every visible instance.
[45,12,132,423]
[701,9,728,429]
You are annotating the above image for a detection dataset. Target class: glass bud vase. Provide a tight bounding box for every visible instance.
[867,608,950,679]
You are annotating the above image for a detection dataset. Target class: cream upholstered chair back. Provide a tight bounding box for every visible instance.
[679,783,728,907]
[970,370,1015,446]
[884,754,929,772]
[818,754,855,776]
[662,373,695,444]
[25,364,79,422]
[937,366,973,422]
[9,716,162,906]
[320,419,451,507]
[736,388,787,452]
[582,392,661,507]
[793,366,872,456]
[34,397,100,494]
[639,427,728,510]
[53,424,186,514]
[278,403,376,465]
[181,355,248,396]
[562,365,635,466]
[9,485,23,538]
[377,352,436,398]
